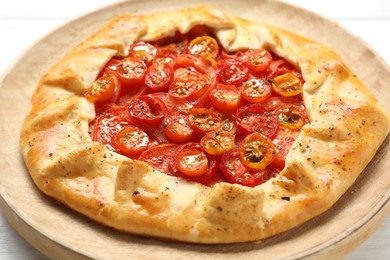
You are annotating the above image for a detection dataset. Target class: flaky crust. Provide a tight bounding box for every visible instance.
[20,6,390,243]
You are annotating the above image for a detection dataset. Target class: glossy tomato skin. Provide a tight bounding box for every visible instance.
[238,49,273,73]
[239,132,275,170]
[169,69,211,101]
[139,144,180,173]
[145,60,174,92]
[116,126,149,157]
[217,59,250,87]
[84,73,117,103]
[209,83,241,112]
[162,112,194,143]
[272,127,299,168]
[235,104,279,138]
[239,77,272,104]
[189,108,223,133]
[115,57,147,89]
[188,36,219,58]
[200,130,235,155]
[220,149,270,187]
[128,42,157,66]
[128,95,164,125]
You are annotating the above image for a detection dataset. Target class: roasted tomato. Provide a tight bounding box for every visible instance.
[162,112,194,143]
[240,77,272,103]
[220,149,270,187]
[267,58,303,82]
[189,108,223,133]
[275,103,306,130]
[272,127,299,168]
[209,83,241,112]
[139,144,180,173]
[145,59,174,92]
[188,36,219,58]
[155,35,188,59]
[200,130,235,155]
[239,132,274,170]
[239,49,272,72]
[271,73,302,97]
[115,57,147,88]
[175,54,217,74]
[116,126,149,157]
[128,42,157,66]
[84,73,117,103]
[128,95,164,124]
[235,104,279,138]
[169,69,211,100]
[217,59,250,87]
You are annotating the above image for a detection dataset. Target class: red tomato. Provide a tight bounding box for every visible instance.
[163,112,194,143]
[200,130,235,155]
[188,36,219,58]
[129,42,157,66]
[175,54,217,74]
[145,60,174,92]
[271,73,302,97]
[169,69,211,100]
[115,57,147,88]
[150,92,193,115]
[275,103,306,130]
[116,126,149,157]
[217,59,250,87]
[267,58,303,82]
[235,104,279,138]
[189,108,223,133]
[84,74,117,103]
[239,132,274,170]
[238,49,272,72]
[168,143,218,185]
[128,95,164,124]
[272,127,299,168]
[155,34,188,59]
[220,149,269,187]
[209,83,241,112]
[240,77,272,103]
[139,144,180,173]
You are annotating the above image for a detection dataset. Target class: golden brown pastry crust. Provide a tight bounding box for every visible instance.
[20,5,390,243]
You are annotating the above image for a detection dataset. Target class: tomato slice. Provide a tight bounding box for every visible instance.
[239,132,274,170]
[267,58,303,82]
[128,95,164,124]
[175,54,217,74]
[115,57,147,88]
[209,83,241,112]
[200,130,235,155]
[139,144,180,173]
[272,73,302,97]
[150,92,193,115]
[220,149,269,187]
[176,148,209,177]
[155,35,188,60]
[239,49,272,72]
[188,36,219,58]
[169,69,211,100]
[129,42,157,66]
[240,77,272,103]
[189,108,223,133]
[272,127,299,168]
[168,143,218,185]
[235,104,279,138]
[162,112,194,143]
[217,59,249,87]
[275,103,306,130]
[145,60,174,92]
[84,74,117,103]
[115,126,149,157]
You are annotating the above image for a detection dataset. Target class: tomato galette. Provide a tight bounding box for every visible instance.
[20,6,389,243]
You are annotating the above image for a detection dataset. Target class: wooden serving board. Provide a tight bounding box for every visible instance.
[0,0,389,259]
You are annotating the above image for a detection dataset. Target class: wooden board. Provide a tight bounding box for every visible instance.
[0,0,389,258]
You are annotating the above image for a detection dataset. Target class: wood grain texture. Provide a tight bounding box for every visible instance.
[0,0,389,259]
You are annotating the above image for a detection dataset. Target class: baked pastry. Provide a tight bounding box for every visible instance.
[20,5,390,243]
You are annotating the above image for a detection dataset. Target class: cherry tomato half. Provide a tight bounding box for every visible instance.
[235,104,279,138]
[240,49,272,72]
[240,77,272,103]
[115,57,147,88]
[200,130,235,155]
[169,69,211,100]
[145,59,174,92]
[163,112,194,143]
[209,83,241,112]
[275,103,306,130]
[175,54,217,74]
[220,149,269,187]
[128,95,164,124]
[188,36,219,58]
[84,74,117,103]
[239,132,274,170]
[272,127,299,168]
[189,108,223,133]
[129,42,157,66]
[139,144,180,173]
[218,59,249,87]
[116,126,149,156]
[272,73,302,97]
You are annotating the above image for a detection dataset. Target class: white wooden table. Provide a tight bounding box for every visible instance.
[0,0,389,259]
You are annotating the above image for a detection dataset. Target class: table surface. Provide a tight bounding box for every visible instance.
[0,0,389,259]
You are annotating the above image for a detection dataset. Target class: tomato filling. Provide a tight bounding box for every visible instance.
[87,30,308,187]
